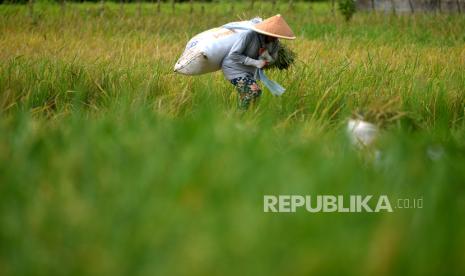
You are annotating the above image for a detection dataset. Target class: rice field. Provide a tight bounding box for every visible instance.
[1,2,465,275]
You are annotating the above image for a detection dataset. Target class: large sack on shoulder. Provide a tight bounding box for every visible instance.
[174,18,262,75]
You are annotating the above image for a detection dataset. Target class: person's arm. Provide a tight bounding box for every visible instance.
[228,31,267,69]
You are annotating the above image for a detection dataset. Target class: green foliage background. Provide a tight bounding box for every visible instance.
[0,2,465,275]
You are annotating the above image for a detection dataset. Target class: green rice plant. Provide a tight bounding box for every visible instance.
[0,2,465,275]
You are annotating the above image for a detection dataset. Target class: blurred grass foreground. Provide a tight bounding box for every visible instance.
[1,2,465,275]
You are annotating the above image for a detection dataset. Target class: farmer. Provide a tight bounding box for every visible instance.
[221,14,295,110]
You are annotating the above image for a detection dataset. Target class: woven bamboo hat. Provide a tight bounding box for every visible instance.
[252,14,296,40]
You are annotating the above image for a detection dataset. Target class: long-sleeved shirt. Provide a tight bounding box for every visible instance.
[221,30,279,80]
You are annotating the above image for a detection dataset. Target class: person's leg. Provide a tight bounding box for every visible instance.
[230,77,263,110]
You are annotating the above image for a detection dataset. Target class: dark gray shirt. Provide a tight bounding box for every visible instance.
[221,30,279,80]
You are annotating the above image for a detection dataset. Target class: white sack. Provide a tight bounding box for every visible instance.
[347,119,379,148]
[174,18,262,75]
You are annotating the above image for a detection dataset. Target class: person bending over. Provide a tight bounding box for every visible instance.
[221,14,296,110]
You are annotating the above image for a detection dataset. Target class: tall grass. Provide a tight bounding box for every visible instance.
[0,2,465,275]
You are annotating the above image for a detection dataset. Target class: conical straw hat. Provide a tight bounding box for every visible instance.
[252,14,296,40]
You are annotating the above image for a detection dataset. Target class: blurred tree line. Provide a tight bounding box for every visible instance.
[1,0,344,23]
[0,0,324,4]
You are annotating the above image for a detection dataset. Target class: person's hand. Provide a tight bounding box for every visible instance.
[245,58,268,69]
[255,59,268,69]
[259,49,273,63]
